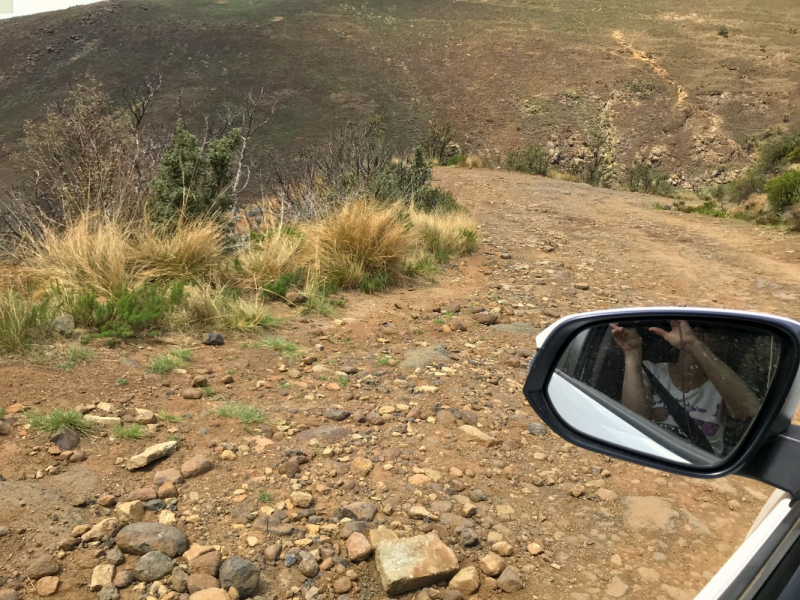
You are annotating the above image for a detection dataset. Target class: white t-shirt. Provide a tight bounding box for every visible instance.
[642,360,725,455]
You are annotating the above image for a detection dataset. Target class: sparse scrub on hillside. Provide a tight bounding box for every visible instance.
[575,126,615,187]
[420,122,457,165]
[717,25,729,37]
[505,144,549,176]
[629,77,656,98]
[626,163,674,197]
[723,132,800,204]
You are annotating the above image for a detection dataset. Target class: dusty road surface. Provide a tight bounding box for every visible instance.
[1,168,797,600]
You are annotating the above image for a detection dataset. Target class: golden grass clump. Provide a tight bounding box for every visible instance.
[234,226,304,289]
[27,214,134,294]
[409,207,479,259]
[303,200,413,290]
[168,283,280,332]
[132,219,224,281]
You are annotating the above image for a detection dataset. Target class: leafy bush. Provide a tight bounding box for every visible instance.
[766,171,800,212]
[370,148,432,202]
[505,145,549,176]
[261,270,304,300]
[718,25,729,37]
[626,163,674,197]
[411,186,459,213]
[447,154,466,166]
[151,120,241,225]
[0,292,52,353]
[577,127,615,187]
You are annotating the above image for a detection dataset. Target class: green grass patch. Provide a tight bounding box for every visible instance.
[146,348,192,374]
[263,336,301,360]
[257,490,274,503]
[116,378,128,385]
[113,423,147,440]
[0,292,53,354]
[214,402,266,424]
[58,347,92,371]
[157,410,181,423]
[27,408,94,436]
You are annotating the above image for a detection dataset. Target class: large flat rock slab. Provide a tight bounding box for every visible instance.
[374,533,459,595]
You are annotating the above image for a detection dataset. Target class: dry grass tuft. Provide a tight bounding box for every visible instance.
[132,219,224,281]
[234,226,304,289]
[26,214,135,294]
[168,283,280,332]
[409,207,479,260]
[303,200,412,290]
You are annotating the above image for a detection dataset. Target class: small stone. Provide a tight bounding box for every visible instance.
[181,455,214,478]
[374,533,459,595]
[115,500,146,525]
[263,544,282,562]
[479,552,505,577]
[135,551,175,582]
[203,333,224,346]
[52,314,75,333]
[496,567,523,593]
[98,582,120,600]
[187,573,220,594]
[333,577,352,594]
[342,501,378,521]
[474,313,499,326]
[526,423,547,436]
[218,557,259,598]
[290,491,313,509]
[606,576,629,598]
[189,589,229,600]
[36,577,59,597]
[154,468,185,486]
[570,484,585,498]
[346,532,373,562]
[192,375,209,388]
[112,569,135,589]
[449,566,480,595]
[126,441,179,470]
[50,429,80,450]
[81,518,122,542]
[527,543,543,556]
[574,283,589,290]
[183,388,204,400]
[26,558,61,580]
[106,547,125,566]
[325,408,350,421]
[459,528,479,547]
[158,482,179,499]
[115,523,189,558]
[458,425,500,447]
[492,541,514,557]
[299,557,319,579]
[90,564,115,591]
[468,489,487,503]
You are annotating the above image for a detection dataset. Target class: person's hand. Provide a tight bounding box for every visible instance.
[610,323,642,354]
[649,320,699,350]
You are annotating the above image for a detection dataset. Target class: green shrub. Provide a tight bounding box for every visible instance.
[505,145,548,176]
[727,171,767,202]
[412,186,459,213]
[359,269,392,293]
[146,348,192,374]
[370,147,431,202]
[447,154,466,166]
[151,120,241,225]
[59,281,184,340]
[766,171,800,212]
[627,163,674,197]
[261,270,304,300]
[718,25,729,37]
[0,292,52,353]
[114,424,147,440]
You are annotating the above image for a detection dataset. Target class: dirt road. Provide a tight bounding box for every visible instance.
[0,168,795,600]
[437,167,800,318]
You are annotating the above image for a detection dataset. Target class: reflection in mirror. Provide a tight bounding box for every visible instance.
[547,318,782,466]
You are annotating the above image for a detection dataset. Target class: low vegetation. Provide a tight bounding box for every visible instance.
[504,144,548,176]
[146,348,192,374]
[0,84,479,355]
[214,402,266,424]
[27,408,94,436]
[113,423,148,440]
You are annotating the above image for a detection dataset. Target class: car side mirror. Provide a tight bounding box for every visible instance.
[523,308,800,494]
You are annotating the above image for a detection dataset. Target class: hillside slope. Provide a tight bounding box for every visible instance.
[0,0,799,181]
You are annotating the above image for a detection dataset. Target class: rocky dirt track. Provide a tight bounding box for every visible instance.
[3,168,800,600]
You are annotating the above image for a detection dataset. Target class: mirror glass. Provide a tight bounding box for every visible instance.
[547,318,784,466]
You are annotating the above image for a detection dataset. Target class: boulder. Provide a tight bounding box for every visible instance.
[218,557,259,598]
[181,455,214,478]
[134,551,174,582]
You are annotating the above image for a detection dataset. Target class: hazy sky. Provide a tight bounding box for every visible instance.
[0,0,101,19]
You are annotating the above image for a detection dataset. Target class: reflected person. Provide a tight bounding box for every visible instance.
[610,320,759,455]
